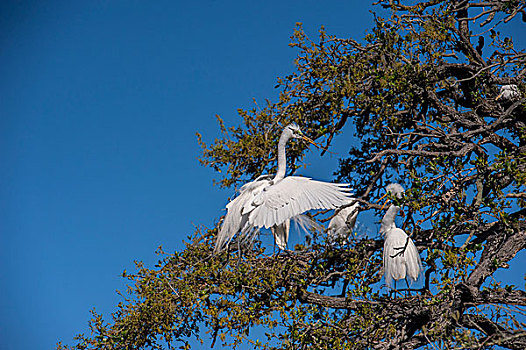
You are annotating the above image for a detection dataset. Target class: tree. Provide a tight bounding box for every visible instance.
[60,1,526,349]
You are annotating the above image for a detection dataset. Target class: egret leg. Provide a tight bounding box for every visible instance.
[275,244,287,256]
[394,279,404,298]
[389,280,398,298]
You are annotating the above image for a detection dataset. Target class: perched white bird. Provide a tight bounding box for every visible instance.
[327,200,359,241]
[214,124,352,253]
[496,84,521,101]
[378,183,422,287]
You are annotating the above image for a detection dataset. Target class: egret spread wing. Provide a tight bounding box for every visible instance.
[248,176,352,229]
[214,178,270,253]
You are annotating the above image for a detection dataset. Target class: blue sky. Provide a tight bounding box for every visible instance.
[1,1,524,350]
[0,1,375,349]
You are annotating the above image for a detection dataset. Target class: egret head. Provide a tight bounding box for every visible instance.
[386,183,405,198]
[285,123,303,138]
[377,183,405,209]
[283,123,319,147]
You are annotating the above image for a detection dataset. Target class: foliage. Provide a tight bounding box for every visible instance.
[60,1,526,349]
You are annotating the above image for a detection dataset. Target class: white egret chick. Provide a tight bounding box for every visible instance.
[378,183,422,288]
[327,200,359,241]
[496,84,521,101]
[214,124,352,253]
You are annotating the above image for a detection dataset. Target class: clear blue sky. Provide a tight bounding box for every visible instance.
[1,1,524,350]
[0,1,375,349]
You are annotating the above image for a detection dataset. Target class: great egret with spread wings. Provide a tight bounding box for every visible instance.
[378,183,422,288]
[214,124,353,253]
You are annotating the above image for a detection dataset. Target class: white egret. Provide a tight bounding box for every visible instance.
[496,84,521,101]
[327,200,359,241]
[378,183,422,288]
[214,124,352,253]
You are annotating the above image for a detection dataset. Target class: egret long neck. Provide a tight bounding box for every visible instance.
[273,131,291,182]
[380,205,399,235]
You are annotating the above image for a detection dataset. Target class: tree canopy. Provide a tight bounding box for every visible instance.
[60,0,526,349]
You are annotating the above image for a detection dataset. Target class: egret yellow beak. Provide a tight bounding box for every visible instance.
[495,91,504,100]
[300,135,337,155]
[376,192,388,203]
[301,135,322,148]
[380,198,390,210]
[376,192,390,210]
